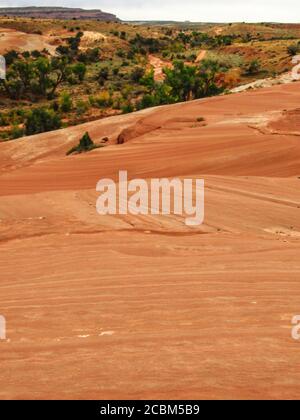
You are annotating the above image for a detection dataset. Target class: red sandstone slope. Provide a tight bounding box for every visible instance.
[0,83,300,400]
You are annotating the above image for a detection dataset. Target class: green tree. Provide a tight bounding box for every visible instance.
[34,57,52,97]
[72,62,87,82]
[164,61,199,101]
[67,32,83,52]
[25,108,61,136]
[0,56,73,100]
[138,60,226,110]
[12,60,35,95]
[4,50,19,66]
[198,59,224,97]
[48,57,73,99]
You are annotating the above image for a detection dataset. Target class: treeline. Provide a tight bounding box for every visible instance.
[176,31,234,48]
[0,30,231,140]
[126,32,235,58]
[137,59,228,110]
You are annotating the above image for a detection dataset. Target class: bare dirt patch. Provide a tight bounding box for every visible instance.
[195,49,207,63]
[0,27,56,54]
[80,31,107,48]
[148,54,173,81]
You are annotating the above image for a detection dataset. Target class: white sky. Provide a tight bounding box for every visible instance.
[0,0,299,23]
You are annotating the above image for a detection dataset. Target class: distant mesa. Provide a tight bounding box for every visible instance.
[0,6,120,21]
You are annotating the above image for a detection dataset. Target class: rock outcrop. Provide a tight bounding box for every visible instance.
[0,7,119,21]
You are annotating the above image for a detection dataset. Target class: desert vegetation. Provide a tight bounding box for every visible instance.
[0,18,299,141]
[66,131,101,155]
[287,42,300,55]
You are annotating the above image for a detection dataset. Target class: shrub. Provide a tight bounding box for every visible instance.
[31,50,42,58]
[0,113,9,126]
[98,67,110,86]
[4,50,19,65]
[11,125,24,139]
[66,132,102,155]
[88,95,96,106]
[187,54,197,62]
[121,102,134,114]
[287,44,300,56]
[131,67,145,83]
[98,67,109,80]
[78,48,100,63]
[76,100,89,116]
[94,91,112,108]
[72,63,86,82]
[51,101,60,112]
[113,67,120,76]
[116,49,126,58]
[206,52,244,69]
[25,108,61,135]
[244,59,261,75]
[60,92,73,113]
[138,94,157,109]
[56,45,70,56]
[22,51,31,59]
[67,32,83,51]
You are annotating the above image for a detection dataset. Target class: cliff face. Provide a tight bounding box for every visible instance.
[0,7,119,21]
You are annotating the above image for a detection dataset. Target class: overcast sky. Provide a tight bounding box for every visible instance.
[0,0,299,22]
